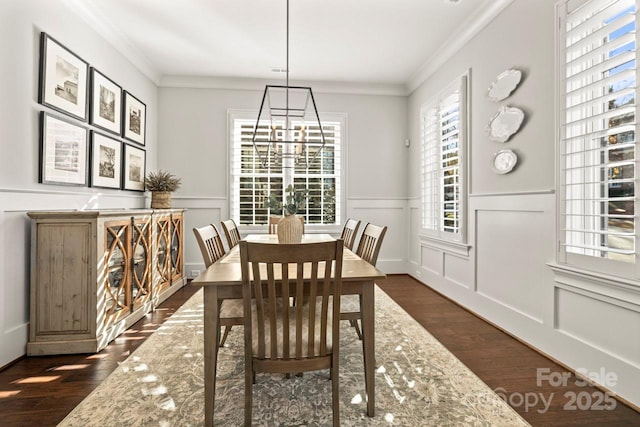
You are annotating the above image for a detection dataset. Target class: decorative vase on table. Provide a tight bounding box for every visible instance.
[151,191,172,209]
[277,213,303,243]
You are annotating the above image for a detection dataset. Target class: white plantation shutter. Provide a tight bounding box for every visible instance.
[421,75,466,241]
[230,112,342,226]
[559,0,638,273]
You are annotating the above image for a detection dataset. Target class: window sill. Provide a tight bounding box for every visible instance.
[547,262,640,293]
[419,234,471,257]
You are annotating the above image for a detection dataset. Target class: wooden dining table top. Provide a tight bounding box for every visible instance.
[193,234,386,286]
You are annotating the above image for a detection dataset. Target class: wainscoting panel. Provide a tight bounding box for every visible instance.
[474,195,554,324]
[443,253,472,289]
[556,286,640,368]
[173,196,227,277]
[421,245,442,277]
[350,198,408,274]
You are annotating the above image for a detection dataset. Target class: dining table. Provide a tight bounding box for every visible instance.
[192,233,386,426]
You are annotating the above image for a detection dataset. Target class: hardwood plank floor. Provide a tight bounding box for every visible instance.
[0,276,638,426]
[377,275,640,426]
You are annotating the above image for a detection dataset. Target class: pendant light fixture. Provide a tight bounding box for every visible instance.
[251,0,326,169]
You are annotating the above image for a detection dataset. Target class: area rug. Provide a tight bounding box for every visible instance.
[59,287,529,426]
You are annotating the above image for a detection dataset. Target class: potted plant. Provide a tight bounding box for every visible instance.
[145,170,182,209]
[264,184,308,243]
[264,184,308,216]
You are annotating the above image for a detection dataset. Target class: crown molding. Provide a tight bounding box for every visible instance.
[160,75,407,96]
[64,0,162,85]
[405,0,515,94]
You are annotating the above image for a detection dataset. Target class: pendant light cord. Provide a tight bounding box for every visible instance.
[285,0,289,128]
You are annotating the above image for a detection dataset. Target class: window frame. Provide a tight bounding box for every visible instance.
[227,109,346,234]
[556,0,640,279]
[419,72,469,245]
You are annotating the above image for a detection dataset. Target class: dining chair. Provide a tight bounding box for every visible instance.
[341,223,387,339]
[340,218,361,250]
[193,224,243,347]
[239,239,344,427]
[268,216,280,234]
[268,215,305,235]
[221,219,242,249]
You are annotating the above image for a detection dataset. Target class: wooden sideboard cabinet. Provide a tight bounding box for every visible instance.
[26,209,186,355]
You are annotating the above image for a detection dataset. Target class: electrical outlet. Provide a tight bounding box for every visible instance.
[414,270,422,278]
[190,269,201,278]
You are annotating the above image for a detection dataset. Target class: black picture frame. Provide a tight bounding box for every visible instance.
[39,32,89,122]
[39,112,88,186]
[90,131,122,189]
[90,68,122,135]
[122,91,146,146]
[122,143,146,191]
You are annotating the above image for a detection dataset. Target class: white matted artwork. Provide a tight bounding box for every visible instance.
[39,33,89,121]
[123,91,146,145]
[90,131,122,189]
[40,112,88,186]
[122,143,146,191]
[90,68,122,135]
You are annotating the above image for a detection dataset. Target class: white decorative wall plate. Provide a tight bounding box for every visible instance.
[491,149,518,174]
[487,106,525,143]
[486,68,522,101]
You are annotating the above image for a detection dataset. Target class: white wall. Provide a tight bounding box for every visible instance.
[158,86,409,277]
[0,0,158,368]
[407,0,640,407]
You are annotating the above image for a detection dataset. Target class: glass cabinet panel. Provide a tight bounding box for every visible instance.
[155,217,171,291]
[131,218,151,309]
[170,215,183,282]
[104,222,129,324]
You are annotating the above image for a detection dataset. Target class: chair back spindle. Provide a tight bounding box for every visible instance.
[221,219,242,249]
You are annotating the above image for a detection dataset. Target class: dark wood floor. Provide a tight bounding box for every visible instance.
[1,275,638,426]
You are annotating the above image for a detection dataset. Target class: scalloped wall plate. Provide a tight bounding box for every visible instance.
[487,106,524,143]
[486,68,522,102]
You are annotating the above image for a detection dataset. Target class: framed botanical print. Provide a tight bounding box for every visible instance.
[122,143,146,191]
[40,112,88,186]
[90,131,122,189]
[90,68,122,135]
[39,33,89,121]
[122,91,146,145]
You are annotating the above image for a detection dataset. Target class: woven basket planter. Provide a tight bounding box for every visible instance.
[151,191,172,209]
[277,214,303,243]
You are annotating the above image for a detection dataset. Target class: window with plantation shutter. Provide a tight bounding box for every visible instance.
[229,111,342,227]
[420,75,467,242]
[558,0,638,277]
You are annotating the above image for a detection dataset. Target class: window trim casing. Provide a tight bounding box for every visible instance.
[419,71,469,245]
[555,0,640,280]
[227,109,347,234]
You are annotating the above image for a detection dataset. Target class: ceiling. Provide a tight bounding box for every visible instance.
[69,0,512,93]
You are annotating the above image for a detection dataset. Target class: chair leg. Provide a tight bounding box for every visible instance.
[220,325,232,347]
[245,362,253,426]
[331,366,340,426]
[349,319,363,340]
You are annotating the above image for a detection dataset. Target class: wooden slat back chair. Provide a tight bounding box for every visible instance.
[341,223,387,339]
[221,219,242,249]
[268,216,280,234]
[239,240,344,427]
[268,216,305,234]
[192,224,243,347]
[340,218,361,250]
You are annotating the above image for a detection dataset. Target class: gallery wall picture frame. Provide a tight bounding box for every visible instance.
[122,143,146,191]
[39,112,88,186]
[122,91,146,146]
[39,32,89,122]
[90,131,122,189]
[90,68,122,135]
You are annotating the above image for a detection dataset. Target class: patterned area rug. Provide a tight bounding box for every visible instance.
[59,287,529,426]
